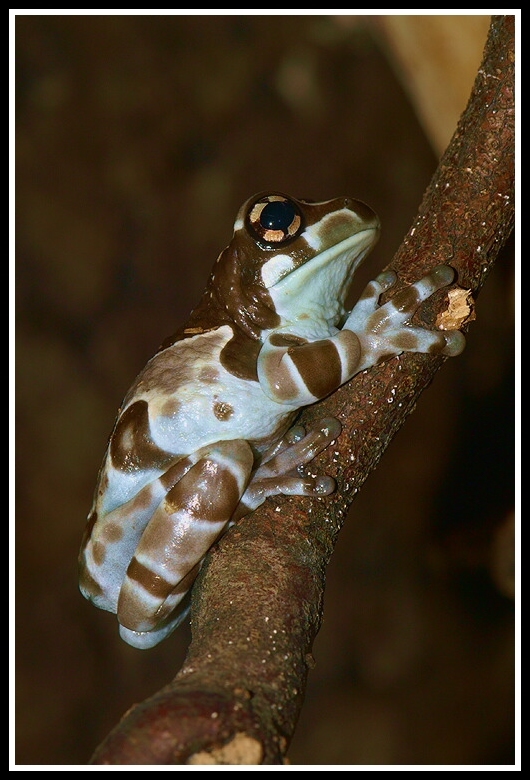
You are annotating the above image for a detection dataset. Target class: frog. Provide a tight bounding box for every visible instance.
[79,192,465,649]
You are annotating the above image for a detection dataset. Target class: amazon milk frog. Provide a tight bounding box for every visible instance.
[79,192,465,648]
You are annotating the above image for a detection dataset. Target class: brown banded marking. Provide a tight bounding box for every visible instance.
[259,330,364,405]
[384,284,424,315]
[389,330,426,352]
[288,339,343,399]
[259,339,341,404]
[158,453,198,489]
[79,461,194,613]
[80,482,160,574]
[125,558,173,600]
[333,329,363,381]
[110,400,176,474]
[219,333,261,381]
[269,333,308,348]
[164,454,245,520]
[116,440,254,633]
[118,565,200,648]
[258,347,304,403]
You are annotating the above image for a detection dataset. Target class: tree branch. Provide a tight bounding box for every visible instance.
[89,15,515,765]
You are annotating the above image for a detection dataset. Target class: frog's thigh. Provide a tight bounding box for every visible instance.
[117,439,254,633]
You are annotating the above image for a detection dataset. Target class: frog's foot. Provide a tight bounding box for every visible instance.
[236,417,341,516]
[345,264,466,369]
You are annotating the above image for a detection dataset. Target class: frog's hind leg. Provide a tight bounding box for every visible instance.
[116,440,254,647]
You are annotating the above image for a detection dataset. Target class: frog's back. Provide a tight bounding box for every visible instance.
[120,326,291,458]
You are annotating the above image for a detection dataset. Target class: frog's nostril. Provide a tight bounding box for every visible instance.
[349,198,380,229]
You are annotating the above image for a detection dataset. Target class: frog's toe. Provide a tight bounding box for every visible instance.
[441,330,466,356]
[261,418,341,478]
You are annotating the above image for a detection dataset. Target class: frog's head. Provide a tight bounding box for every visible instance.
[204,192,380,338]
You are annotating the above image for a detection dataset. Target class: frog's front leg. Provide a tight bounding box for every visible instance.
[344,264,466,372]
[258,264,465,406]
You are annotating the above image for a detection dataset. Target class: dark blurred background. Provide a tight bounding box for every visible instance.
[14,14,515,766]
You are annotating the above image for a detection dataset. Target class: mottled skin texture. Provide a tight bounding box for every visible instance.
[79,192,465,648]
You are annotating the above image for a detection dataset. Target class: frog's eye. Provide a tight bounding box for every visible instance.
[246,194,304,247]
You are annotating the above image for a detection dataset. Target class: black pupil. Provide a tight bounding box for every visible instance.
[260,200,296,231]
